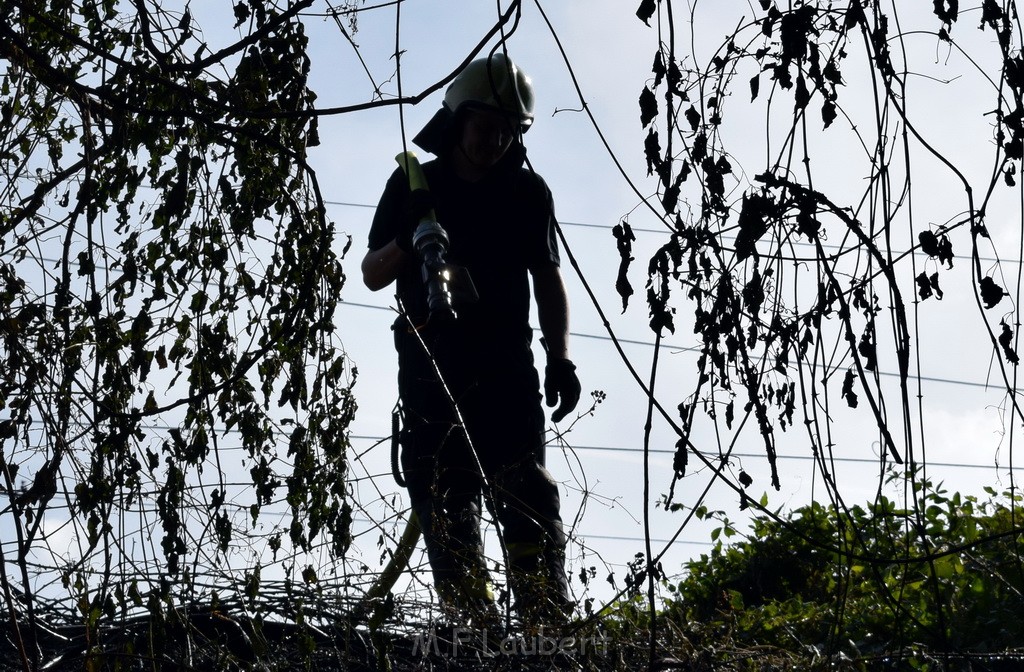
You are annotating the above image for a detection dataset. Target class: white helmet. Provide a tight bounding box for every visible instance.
[443,53,535,130]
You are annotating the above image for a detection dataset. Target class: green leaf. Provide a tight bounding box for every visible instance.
[639,85,659,127]
[822,99,837,128]
[842,368,858,408]
[980,276,1006,309]
[612,220,636,312]
[794,73,810,110]
[932,0,959,25]
[734,192,775,261]
[684,105,701,131]
[998,320,1019,364]
[636,0,657,25]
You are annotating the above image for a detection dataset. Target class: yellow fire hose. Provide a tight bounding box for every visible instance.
[355,152,431,671]
[357,152,500,670]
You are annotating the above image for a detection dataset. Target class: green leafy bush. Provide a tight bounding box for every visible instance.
[662,481,1024,660]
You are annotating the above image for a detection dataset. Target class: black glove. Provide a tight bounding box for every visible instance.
[544,358,581,424]
[396,189,434,254]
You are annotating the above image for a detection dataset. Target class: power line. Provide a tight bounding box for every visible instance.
[573,533,711,547]
[337,300,1004,391]
[347,435,1005,472]
[59,424,998,474]
[345,514,711,548]
[324,199,1015,265]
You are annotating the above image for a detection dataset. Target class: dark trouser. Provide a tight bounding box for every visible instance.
[395,320,569,620]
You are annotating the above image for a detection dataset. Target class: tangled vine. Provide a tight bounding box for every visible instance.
[0,0,356,663]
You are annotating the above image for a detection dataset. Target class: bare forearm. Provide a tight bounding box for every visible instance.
[533,265,571,361]
[534,263,581,423]
[361,240,410,291]
[539,302,569,360]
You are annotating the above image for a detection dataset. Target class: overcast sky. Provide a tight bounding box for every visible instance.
[15,1,1020,613]
[276,0,1024,608]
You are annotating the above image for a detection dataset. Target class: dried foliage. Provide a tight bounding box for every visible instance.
[619,0,1024,667]
[0,0,356,668]
[5,0,1024,669]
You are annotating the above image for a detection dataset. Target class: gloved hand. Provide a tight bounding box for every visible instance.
[396,189,435,254]
[544,358,581,424]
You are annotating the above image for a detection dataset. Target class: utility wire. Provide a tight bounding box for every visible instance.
[348,516,710,548]
[340,515,710,547]
[346,435,1003,472]
[324,198,1016,266]
[21,254,999,393]
[49,422,997,472]
[336,300,1006,392]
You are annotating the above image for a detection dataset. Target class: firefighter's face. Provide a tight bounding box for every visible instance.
[457,107,517,171]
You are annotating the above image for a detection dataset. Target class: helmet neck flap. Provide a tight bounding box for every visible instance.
[413,53,535,159]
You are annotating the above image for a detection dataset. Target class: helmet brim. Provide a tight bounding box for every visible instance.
[412,106,456,155]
